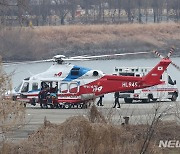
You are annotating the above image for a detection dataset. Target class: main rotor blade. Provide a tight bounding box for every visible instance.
[167,47,175,58]
[69,55,89,59]
[3,59,54,66]
[74,51,150,60]
[62,58,89,61]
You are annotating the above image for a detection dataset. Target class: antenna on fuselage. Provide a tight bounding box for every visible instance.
[53,55,66,64]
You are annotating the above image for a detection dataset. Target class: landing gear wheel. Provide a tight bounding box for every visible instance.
[124,98,133,103]
[64,103,71,109]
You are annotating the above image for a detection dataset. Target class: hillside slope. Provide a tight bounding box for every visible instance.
[0,23,180,61]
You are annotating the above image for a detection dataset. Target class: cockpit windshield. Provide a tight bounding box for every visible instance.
[21,82,29,92]
[15,82,22,92]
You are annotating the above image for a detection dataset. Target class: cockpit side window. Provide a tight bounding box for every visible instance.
[21,82,29,92]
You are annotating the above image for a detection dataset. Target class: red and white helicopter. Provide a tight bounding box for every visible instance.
[11,48,179,109]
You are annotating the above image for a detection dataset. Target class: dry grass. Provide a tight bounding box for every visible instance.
[0,23,180,61]
[1,105,180,154]
[0,58,25,150]
[32,23,180,45]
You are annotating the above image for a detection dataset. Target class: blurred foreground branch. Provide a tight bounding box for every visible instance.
[0,56,25,142]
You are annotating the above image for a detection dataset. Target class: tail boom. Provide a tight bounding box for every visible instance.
[82,58,172,96]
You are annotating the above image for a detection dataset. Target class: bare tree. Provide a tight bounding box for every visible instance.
[117,0,122,21]
[1,0,180,25]
[0,0,29,26]
[137,0,142,23]
[173,0,180,22]
[0,57,25,144]
[122,0,134,23]
[53,0,71,25]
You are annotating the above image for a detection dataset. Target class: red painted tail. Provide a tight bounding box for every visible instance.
[142,58,171,87]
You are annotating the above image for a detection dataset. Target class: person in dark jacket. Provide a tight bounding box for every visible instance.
[38,88,48,108]
[113,92,120,108]
[97,95,104,106]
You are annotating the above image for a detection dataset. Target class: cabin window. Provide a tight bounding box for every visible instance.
[32,82,38,91]
[60,83,68,93]
[21,82,29,92]
[69,83,78,93]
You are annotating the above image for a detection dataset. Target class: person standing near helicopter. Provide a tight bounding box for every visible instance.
[38,85,49,108]
[97,95,104,106]
[113,92,121,108]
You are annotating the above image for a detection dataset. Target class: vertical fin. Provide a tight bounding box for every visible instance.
[142,58,171,86]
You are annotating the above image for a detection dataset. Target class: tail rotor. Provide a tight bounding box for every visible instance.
[171,61,180,71]
[153,47,180,72]
[153,50,164,59]
[167,47,175,58]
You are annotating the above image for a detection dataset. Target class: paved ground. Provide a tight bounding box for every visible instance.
[3,100,180,142]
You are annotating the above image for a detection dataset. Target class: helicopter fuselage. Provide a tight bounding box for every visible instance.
[13,58,172,107]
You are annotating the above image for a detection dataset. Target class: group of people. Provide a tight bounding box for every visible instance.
[97,92,121,108]
[38,84,58,108]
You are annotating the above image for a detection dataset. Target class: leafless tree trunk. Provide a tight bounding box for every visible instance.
[54,0,70,25]
[137,0,142,23]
